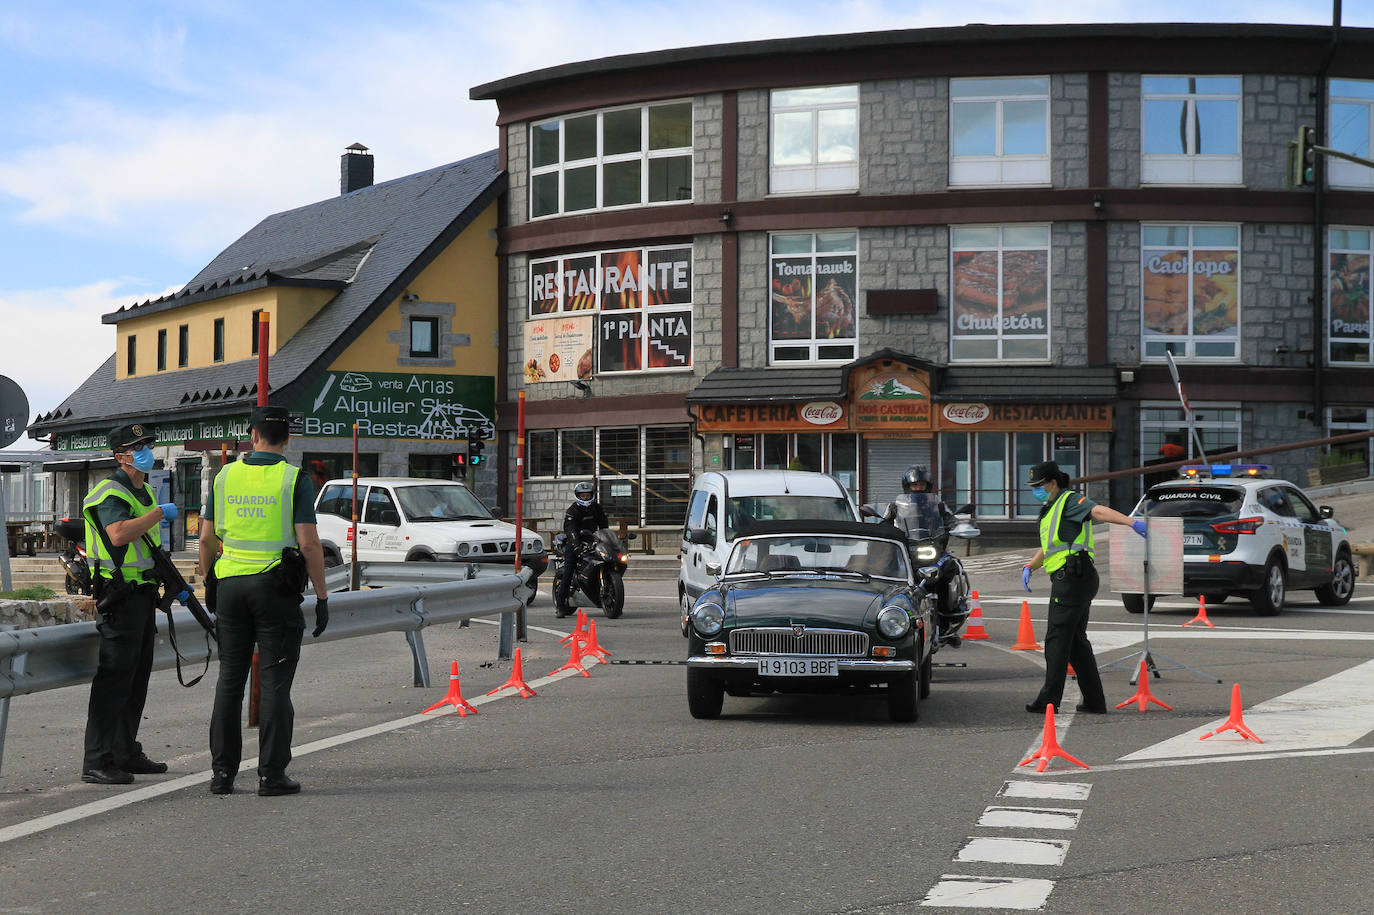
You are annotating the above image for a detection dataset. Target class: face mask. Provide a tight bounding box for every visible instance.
[130,446,155,472]
[1031,486,1049,503]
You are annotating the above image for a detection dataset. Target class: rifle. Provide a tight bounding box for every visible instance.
[141,533,217,640]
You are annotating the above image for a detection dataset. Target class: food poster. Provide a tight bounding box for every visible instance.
[771,258,813,339]
[951,250,1000,337]
[523,314,595,383]
[1190,250,1238,336]
[1000,250,1048,335]
[814,256,857,339]
[529,257,560,316]
[1142,248,1190,335]
[1330,252,1371,343]
[645,310,692,369]
[599,311,642,372]
[601,249,641,310]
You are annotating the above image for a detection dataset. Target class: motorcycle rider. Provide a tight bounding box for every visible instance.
[556,480,608,617]
[884,465,965,646]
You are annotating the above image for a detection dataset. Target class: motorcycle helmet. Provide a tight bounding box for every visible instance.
[574,480,596,506]
[902,465,932,494]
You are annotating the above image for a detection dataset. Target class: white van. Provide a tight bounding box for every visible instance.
[679,470,860,617]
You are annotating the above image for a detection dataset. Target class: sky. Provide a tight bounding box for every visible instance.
[0,0,1367,450]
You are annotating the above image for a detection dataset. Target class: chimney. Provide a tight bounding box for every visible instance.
[341,142,374,195]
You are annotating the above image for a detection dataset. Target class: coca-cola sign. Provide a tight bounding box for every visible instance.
[942,403,990,425]
[801,401,844,425]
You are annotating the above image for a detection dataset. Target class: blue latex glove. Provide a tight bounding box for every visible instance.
[1132,519,1148,538]
[159,502,178,521]
[1022,565,1033,592]
[176,589,191,605]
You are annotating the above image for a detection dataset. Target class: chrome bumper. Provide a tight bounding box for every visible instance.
[686,656,915,672]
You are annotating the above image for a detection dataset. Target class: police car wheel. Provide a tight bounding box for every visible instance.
[1315,552,1356,606]
[1122,594,1155,614]
[1249,558,1286,616]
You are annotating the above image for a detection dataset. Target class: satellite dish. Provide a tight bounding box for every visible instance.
[0,375,31,448]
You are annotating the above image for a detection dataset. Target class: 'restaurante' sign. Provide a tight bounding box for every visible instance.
[935,402,1113,432]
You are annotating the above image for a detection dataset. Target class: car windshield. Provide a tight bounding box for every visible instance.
[725,496,854,539]
[725,534,908,581]
[1142,485,1245,519]
[394,484,493,522]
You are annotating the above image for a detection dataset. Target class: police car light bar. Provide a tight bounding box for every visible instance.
[1179,463,1272,479]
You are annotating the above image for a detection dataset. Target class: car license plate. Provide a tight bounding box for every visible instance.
[757,657,838,677]
[1183,533,1206,546]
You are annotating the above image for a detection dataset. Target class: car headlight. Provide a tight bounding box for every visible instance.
[691,602,725,637]
[914,545,939,562]
[456,542,469,557]
[525,539,543,553]
[877,605,912,639]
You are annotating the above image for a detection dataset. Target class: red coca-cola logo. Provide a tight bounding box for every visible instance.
[801,402,843,425]
[942,403,989,424]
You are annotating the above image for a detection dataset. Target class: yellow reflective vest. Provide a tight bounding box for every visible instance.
[82,477,160,584]
[213,460,300,579]
[1038,489,1094,574]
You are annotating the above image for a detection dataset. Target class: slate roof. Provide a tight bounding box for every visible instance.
[31,150,504,437]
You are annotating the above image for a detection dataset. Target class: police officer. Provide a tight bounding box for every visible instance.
[1021,460,1146,714]
[197,406,328,796]
[555,480,607,618]
[80,422,180,785]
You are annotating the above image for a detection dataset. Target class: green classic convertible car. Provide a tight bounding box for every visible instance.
[684,519,935,722]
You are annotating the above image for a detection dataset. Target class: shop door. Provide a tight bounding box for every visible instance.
[863,439,931,509]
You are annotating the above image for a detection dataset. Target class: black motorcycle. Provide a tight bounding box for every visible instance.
[552,528,628,619]
[863,496,980,647]
[54,517,92,596]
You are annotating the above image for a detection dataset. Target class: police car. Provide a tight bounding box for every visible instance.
[1126,464,1356,616]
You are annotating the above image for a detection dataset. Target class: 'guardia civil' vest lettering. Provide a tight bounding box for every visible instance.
[214,461,299,579]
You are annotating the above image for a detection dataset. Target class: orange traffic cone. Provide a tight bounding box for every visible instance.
[963,591,990,640]
[1018,704,1090,773]
[485,648,538,698]
[1010,600,1042,651]
[1114,658,1173,712]
[421,660,480,716]
[1183,595,1215,628]
[560,609,589,647]
[550,634,591,678]
[1200,683,1262,742]
[582,619,611,659]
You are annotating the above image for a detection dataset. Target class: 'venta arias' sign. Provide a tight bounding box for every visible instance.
[293,371,496,440]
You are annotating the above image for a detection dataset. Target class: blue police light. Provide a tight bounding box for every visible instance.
[1179,463,1272,479]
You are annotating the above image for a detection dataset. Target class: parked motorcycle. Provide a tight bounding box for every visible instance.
[862,497,980,647]
[552,528,629,619]
[54,517,92,596]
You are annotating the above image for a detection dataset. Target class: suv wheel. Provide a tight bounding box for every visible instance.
[1249,558,1286,616]
[1315,551,1356,606]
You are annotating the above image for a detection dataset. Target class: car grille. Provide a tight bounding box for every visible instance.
[729,627,868,657]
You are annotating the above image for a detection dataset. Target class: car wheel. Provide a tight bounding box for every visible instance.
[888,668,920,723]
[918,647,932,700]
[407,553,435,561]
[679,589,693,637]
[687,668,724,719]
[1122,594,1156,614]
[601,570,625,619]
[1202,592,1229,604]
[1315,551,1356,606]
[1249,558,1286,616]
[323,549,342,569]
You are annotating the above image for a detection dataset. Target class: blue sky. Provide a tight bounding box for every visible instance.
[1,0,1367,448]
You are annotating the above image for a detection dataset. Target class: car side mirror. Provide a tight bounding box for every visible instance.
[1320,505,1334,519]
[685,527,713,545]
[859,504,882,519]
[705,560,722,577]
[955,503,974,516]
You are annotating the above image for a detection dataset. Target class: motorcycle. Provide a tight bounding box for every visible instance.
[862,496,980,647]
[552,528,629,619]
[54,517,93,596]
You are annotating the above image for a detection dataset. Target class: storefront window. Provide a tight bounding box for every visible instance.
[302,452,378,484]
[769,231,859,364]
[1141,76,1242,185]
[1329,227,1372,365]
[1329,80,1374,189]
[730,434,757,470]
[829,434,858,500]
[645,425,691,524]
[762,433,789,469]
[1014,432,1046,516]
[1326,406,1373,474]
[949,77,1050,186]
[794,434,822,472]
[950,225,1050,361]
[598,428,640,522]
[408,454,451,480]
[1141,224,1240,360]
[942,432,1067,519]
[1139,402,1241,465]
[529,100,693,218]
[528,430,557,477]
[563,429,595,477]
[770,85,859,194]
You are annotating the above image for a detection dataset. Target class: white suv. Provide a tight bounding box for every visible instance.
[1127,464,1355,615]
[314,477,547,579]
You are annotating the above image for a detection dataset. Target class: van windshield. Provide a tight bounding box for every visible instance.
[394,484,493,522]
[726,496,854,540]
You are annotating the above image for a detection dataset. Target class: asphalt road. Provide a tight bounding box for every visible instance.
[2,558,1373,914]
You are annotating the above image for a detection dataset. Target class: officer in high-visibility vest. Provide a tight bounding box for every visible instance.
[80,422,181,785]
[197,406,328,796]
[1021,460,1146,715]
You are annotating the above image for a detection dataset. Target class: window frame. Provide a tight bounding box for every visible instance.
[213,317,225,363]
[251,309,263,356]
[769,84,860,195]
[1139,401,1242,464]
[409,316,440,359]
[948,76,1051,188]
[178,324,189,368]
[1140,75,1243,186]
[157,328,167,372]
[949,224,1052,363]
[1328,226,1373,366]
[767,230,860,365]
[1329,79,1374,189]
[126,335,136,376]
[1140,222,1242,362]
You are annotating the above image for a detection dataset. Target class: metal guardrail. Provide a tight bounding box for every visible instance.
[0,562,533,773]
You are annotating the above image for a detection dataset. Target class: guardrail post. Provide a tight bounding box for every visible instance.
[405,630,430,688]
[497,611,514,660]
[0,638,25,776]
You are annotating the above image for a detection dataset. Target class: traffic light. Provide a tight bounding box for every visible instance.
[1293,125,1317,187]
[467,436,486,466]
[450,451,467,476]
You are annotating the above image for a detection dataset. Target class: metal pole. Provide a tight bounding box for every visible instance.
[515,391,527,643]
[248,313,271,730]
[0,483,12,593]
[1165,350,1208,461]
[350,423,359,591]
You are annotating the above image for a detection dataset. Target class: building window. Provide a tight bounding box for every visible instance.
[768,231,858,364]
[178,324,189,367]
[1330,79,1374,189]
[950,225,1050,361]
[213,317,225,363]
[1326,406,1373,475]
[1140,402,1241,468]
[1141,224,1240,360]
[157,329,167,372]
[251,309,263,355]
[409,316,440,358]
[770,85,859,194]
[1329,227,1372,365]
[1141,76,1242,185]
[407,454,451,480]
[644,426,691,524]
[533,425,689,525]
[940,431,1080,519]
[529,100,693,219]
[528,430,558,478]
[949,77,1050,187]
[597,427,640,523]
[126,335,136,375]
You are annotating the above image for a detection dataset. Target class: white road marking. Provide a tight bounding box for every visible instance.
[998,780,1092,801]
[921,875,1056,909]
[1062,745,1374,775]
[955,836,1070,866]
[977,806,1082,830]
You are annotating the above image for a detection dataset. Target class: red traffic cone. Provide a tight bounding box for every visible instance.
[1114,658,1173,712]
[1183,595,1215,628]
[1010,600,1042,651]
[560,608,589,647]
[963,590,990,640]
[1018,704,1090,773]
[582,619,611,659]
[550,634,591,678]
[1200,683,1262,742]
[486,647,538,698]
[421,660,480,716]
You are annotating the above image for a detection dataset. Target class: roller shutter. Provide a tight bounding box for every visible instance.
[863,438,931,507]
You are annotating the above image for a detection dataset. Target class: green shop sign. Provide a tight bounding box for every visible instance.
[292,370,495,440]
[55,416,251,451]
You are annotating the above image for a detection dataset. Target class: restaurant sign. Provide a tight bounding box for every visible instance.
[849,363,932,431]
[292,371,495,440]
